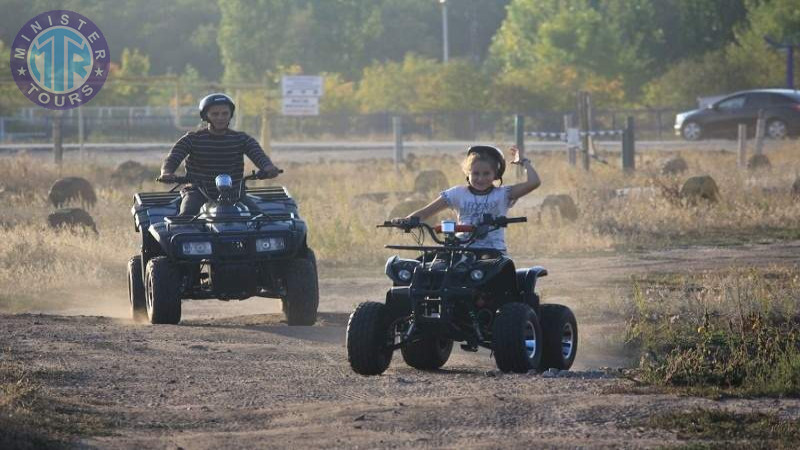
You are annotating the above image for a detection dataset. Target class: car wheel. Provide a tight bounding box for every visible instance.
[766,119,788,139]
[681,121,702,141]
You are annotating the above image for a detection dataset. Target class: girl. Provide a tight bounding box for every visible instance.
[403,145,540,253]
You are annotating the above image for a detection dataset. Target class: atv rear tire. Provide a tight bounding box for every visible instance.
[281,256,319,326]
[145,256,181,325]
[540,304,578,370]
[347,302,392,375]
[493,302,543,373]
[127,255,147,323]
[401,336,453,370]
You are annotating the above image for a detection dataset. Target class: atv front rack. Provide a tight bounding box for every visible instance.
[134,186,292,208]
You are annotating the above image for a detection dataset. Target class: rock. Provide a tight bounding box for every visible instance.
[541,368,560,378]
[541,194,578,221]
[747,154,771,171]
[413,170,449,195]
[680,175,719,204]
[612,187,658,199]
[660,156,688,175]
[47,208,98,233]
[388,198,429,220]
[353,191,393,204]
[792,177,800,198]
[111,160,154,186]
[48,177,97,209]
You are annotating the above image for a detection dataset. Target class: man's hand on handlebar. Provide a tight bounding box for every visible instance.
[156,173,177,183]
[255,165,282,179]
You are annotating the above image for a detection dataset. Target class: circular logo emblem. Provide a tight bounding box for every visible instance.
[9,10,110,110]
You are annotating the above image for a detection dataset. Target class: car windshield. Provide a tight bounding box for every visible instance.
[717,96,745,110]
[775,92,800,104]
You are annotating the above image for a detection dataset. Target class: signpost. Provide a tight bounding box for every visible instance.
[281,75,324,116]
[281,96,319,116]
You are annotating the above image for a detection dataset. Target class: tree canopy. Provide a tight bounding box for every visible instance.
[2,0,799,112]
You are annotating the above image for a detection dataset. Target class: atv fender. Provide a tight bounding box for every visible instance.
[385,287,412,318]
[516,266,547,309]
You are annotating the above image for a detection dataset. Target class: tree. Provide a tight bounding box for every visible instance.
[644,0,799,107]
[102,48,151,106]
[356,54,439,113]
[489,0,748,106]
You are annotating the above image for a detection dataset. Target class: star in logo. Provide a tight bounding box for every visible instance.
[16,66,27,76]
[94,67,103,77]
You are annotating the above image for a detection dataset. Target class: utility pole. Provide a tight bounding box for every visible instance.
[440,0,449,63]
[765,36,798,89]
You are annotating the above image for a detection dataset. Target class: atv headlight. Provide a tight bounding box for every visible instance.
[470,269,484,281]
[182,241,212,255]
[398,269,412,281]
[256,237,286,252]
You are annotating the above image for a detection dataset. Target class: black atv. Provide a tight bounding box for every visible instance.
[127,172,319,325]
[346,216,577,375]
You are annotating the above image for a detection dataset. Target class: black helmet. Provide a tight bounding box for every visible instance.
[466,145,505,180]
[199,93,235,121]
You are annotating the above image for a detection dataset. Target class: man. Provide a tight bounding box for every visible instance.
[158,93,281,215]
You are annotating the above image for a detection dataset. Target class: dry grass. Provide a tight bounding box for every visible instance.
[625,266,800,395]
[1,142,799,311]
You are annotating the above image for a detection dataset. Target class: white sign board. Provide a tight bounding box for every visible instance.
[282,75,324,97]
[282,96,319,116]
[566,128,580,147]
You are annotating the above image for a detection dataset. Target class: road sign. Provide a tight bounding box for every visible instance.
[282,76,324,97]
[282,96,319,116]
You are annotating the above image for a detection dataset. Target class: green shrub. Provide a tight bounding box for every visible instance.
[626,268,800,395]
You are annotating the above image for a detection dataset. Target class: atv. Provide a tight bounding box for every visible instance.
[346,215,577,375]
[127,171,319,325]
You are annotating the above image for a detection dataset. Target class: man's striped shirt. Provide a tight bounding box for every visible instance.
[161,129,273,194]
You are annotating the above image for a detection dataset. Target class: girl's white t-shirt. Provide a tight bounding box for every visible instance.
[440,185,514,251]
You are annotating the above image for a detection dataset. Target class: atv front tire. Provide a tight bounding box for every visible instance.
[347,302,392,375]
[493,302,543,373]
[540,304,578,370]
[145,256,181,325]
[401,336,453,370]
[281,256,319,326]
[127,255,147,323]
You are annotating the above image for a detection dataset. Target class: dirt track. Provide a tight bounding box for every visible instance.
[3,241,800,448]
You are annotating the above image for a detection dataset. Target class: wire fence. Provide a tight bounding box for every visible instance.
[0,107,682,144]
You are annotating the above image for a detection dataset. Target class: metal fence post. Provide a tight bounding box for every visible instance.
[52,111,63,170]
[622,116,635,172]
[514,114,525,152]
[514,114,525,178]
[393,115,404,165]
[78,106,85,160]
[737,124,747,168]
[578,91,590,171]
[564,114,577,166]
[754,109,766,155]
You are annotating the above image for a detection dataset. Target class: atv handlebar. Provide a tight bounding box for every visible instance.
[157,169,284,185]
[433,224,475,233]
[379,215,527,246]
